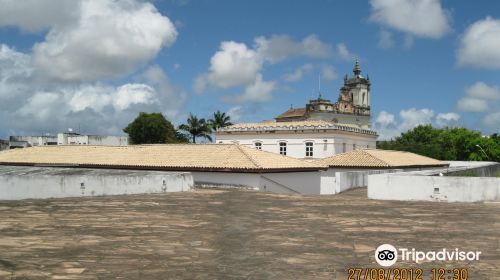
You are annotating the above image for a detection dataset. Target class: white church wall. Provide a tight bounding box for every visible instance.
[216,132,376,159]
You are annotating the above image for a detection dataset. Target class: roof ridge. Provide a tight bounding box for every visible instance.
[362,150,390,166]
[235,145,262,169]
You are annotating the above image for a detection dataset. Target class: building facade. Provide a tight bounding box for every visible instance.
[216,61,378,159]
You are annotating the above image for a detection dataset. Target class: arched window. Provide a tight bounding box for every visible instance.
[362,92,366,105]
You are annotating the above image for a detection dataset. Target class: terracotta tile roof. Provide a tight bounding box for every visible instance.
[318,149,449,168]
[0,144,326,172]
[275,108,306,119]
[218,120,377,136]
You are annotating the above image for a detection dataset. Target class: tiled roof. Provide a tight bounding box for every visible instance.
[275,108,306,119]
[318,149,449,168]
[0,144,326,172]
[218,120,377,136]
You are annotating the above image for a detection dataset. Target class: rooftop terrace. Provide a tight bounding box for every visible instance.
[0,188,498,279]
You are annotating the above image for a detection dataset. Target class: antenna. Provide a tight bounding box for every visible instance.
[318,74,321,93]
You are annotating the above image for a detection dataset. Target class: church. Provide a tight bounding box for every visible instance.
[215,61,378,159]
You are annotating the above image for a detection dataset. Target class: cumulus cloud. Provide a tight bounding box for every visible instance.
[457,17,500,69]
[5,74,182,136]
[336,43,352,60]
[254,34,333,63]
[227,106,244,122]
[0,0,186,138]
[26,0,178,81]
[374,108,461,140]
[369,0,451,39]
[435,112,460,127]
[222,75,275,104]
[482,112,500,130]
[283,64,313,82]
[195,41,261,91]
[456,82,500,112]
[194,34,342,102]
[0,0,78,32]
[465,82,500,100]
[456,97,489,112]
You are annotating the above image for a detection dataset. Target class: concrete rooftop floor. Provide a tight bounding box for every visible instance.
[0,188,498,279]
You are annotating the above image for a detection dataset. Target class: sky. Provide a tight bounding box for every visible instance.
[0,0,499,140]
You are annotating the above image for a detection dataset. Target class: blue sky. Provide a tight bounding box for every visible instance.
[0,0,499,139]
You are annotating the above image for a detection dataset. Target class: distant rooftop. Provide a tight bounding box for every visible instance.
[218,120,377,136]
[318,149,449,168]
[0,144,326,173]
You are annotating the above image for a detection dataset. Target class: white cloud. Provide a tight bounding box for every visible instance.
[223,75,275,103]
[227,106,244,122]
[0,42,185,137]
[369,0,451,39]
[456,82,500,112]
[18,92,63,120]
[196,41,261,91]
[113,84,158,111]
[29,0,177,81]
[465,82,500,100]
[195,34,339,101]
[457,17,500,69]
[398,108,434,131]
[378,29,395,49]
[0,0,78,32]
[321,65,337,81]
[376,111,396,126]
[283,64,313,82]
[254,34,333,63]
[336,43,352,60]
[435,112,460,127]
[374,108,459,140]
[482,112,500,130]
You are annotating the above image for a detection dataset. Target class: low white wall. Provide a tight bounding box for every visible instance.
[0,166,193,200]
[368,173,500,202]
[191,170,335,195]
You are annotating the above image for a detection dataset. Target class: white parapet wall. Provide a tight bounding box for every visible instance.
[191,170,336,195]
[368,162,500,202]
[0,166,193,200]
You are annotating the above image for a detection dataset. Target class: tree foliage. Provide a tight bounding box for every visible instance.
[179,113,213,143]
[208,110,233,130]
[377,125,500,162]
[123,112,186,144]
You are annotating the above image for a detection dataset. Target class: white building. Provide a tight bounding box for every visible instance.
[216,120,377,159]
[9,130,128,148]
[216,61,378,159]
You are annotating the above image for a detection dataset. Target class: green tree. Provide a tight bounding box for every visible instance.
[179,113,213,143]
[124,112,184,144]
[208,110,233,130]
[377,125,500,162]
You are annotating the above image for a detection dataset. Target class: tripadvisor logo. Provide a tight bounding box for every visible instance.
[375,244,482,267]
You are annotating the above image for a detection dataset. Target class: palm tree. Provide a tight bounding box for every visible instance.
[179,113,213,143]
[208,110,233,130]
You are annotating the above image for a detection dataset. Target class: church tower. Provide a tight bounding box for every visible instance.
[346,59,370,110]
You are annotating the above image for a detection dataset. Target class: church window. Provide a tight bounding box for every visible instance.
[362,92,366,104]
[342,143,346,153]
[254,142,262,150]
[305,142,313,157]
[353,144,356,150]
[279,142,287,155]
